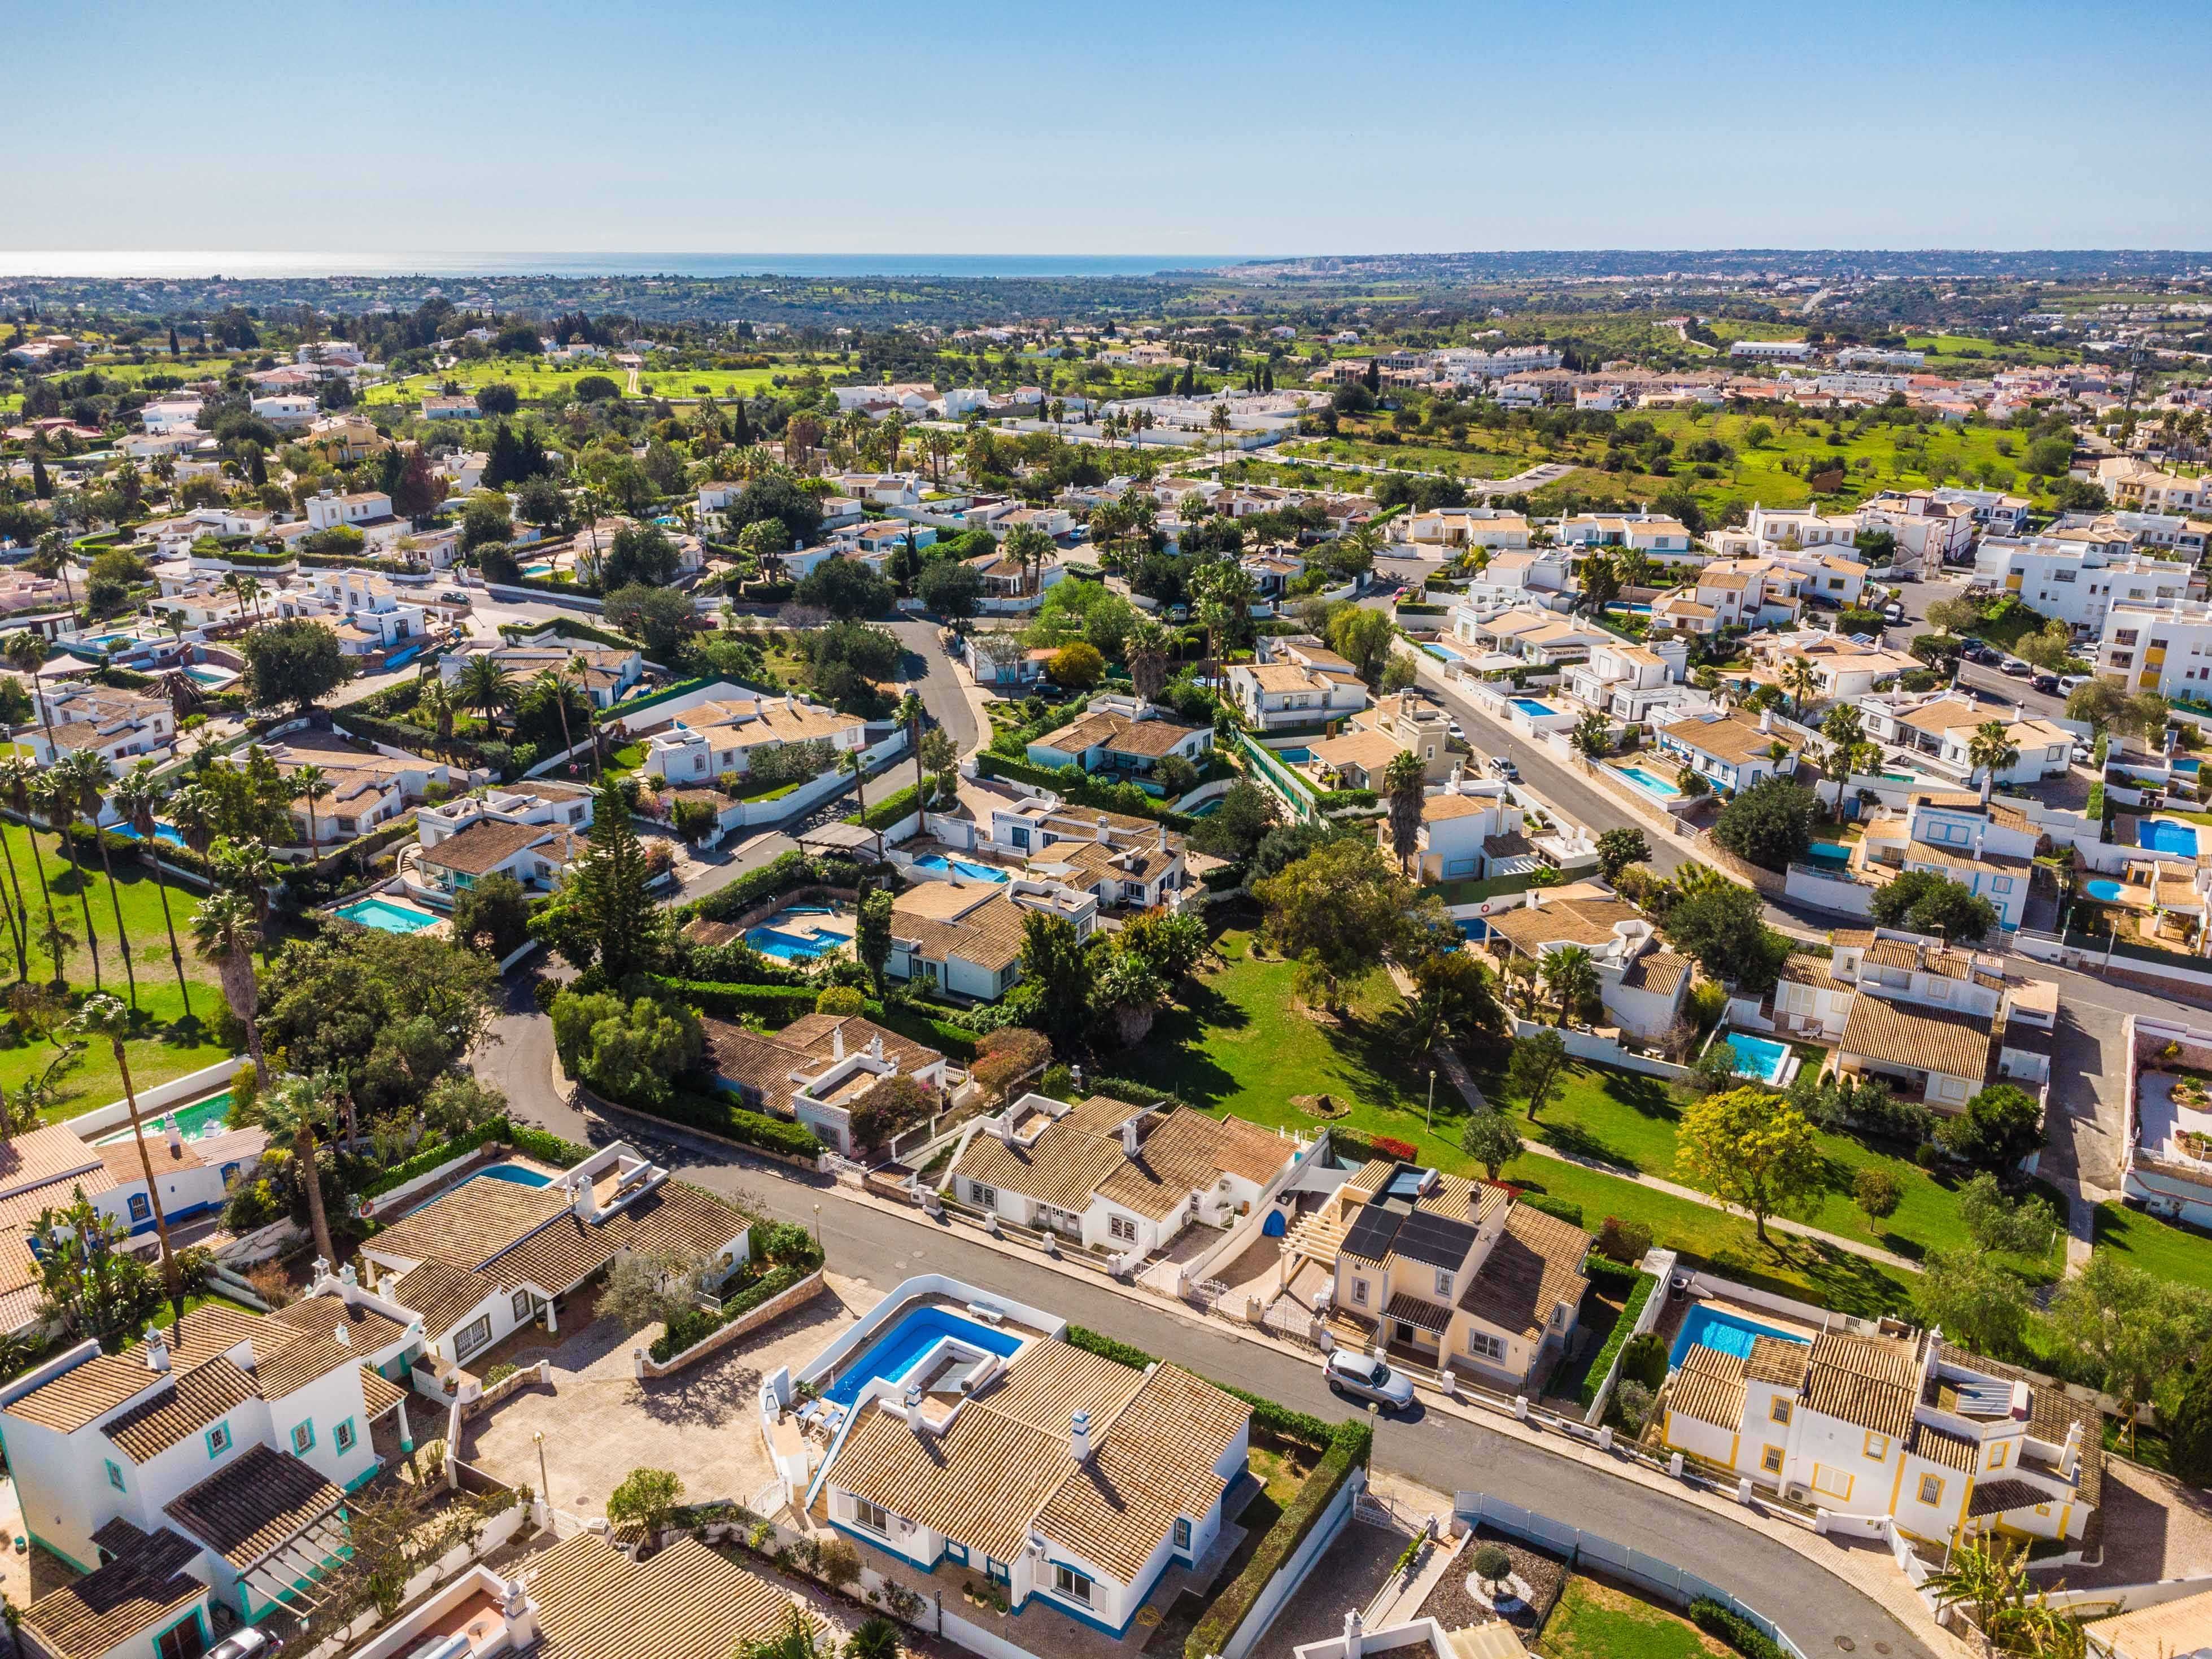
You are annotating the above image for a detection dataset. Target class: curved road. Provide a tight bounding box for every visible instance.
[477,973,1930,1659]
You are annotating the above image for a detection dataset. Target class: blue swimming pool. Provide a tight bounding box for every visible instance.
[823,1306,1026,1408]
[912,854,1011,883]
[2085,878,2126,902]
[1615,765,1683,799]
[335,897,442,934]
[96,1090,233,1146]
[746,924,841,962]
[1670,1303,1809,1370]
[110,821,187,848]
[1511,697,1556,718]
[1273,746,1313,763]
[1724,1031,1791,1085]
[1808,842,1851,866]
[2144,820,2201,857]
[408,1163,552,1215]
[1423,643,1465,664]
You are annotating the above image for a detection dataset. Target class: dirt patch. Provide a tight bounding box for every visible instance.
[1294,1093,1351,1120]
[1417,1524,1567,1635]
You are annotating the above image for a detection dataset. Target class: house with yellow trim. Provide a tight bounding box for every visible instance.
[1659,1325,2100,1552]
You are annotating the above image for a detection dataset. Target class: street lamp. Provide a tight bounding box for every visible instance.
[812,1204,822,1247]
[533,1430,548,1507]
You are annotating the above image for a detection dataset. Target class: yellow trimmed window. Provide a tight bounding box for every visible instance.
[1918,1474,1944,1507]
[1760,1444,1785,1475]
[1989,1442,2009,1470]
[1769,1398,1791,1425]
[1864,1431,1889,1460]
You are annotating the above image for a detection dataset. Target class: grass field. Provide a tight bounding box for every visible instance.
[1115,928,1917,1317]
[0,822,234,1119]
[362,360,787,408]
[1539,1575,1731,1659]
[2093,1202,2212,1292]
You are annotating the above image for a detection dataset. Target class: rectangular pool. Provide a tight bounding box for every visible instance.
[823,1305,1026,1408]
[912,854,1011,883]
[1807,842,1852,866]
[2144,820,2201,857]
[1510,698,1556,718]
[335,897,442,935]
[1724,1031,1792,1085]
[95,1090,232,1146]
[1670,1303,1810,1370]
[1615,765,1683,800]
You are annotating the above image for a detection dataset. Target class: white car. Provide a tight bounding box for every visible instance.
[1325,1348,1417,1409]
[2058,674,2089,695]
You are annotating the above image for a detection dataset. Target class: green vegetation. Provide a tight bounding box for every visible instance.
[1542,1577,1733,1659]
[1574,1271,1657,1408]
[2093,1203,2212,1293]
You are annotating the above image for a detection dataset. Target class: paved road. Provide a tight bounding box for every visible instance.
[478,1013,1929,1659]
[883,618,979,756]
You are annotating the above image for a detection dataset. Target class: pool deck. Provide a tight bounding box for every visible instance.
[810,1291,1053,1399]
[331,892,452,939]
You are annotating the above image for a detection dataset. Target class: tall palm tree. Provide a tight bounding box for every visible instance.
[1382,750,1426,877]
[166,782,217,859]
[238,575,265,623]
[290,763,328,850]
[456,654,516,732]
[210,838,278,965]
[63,752,137,1011]
[1539,944,1599,1028]
[34,771,99,990]
[533,665,580,772]
[417,675,457,753]
[72,993,187,1328]
[0,755,57,984]
[114,764,190,1019]
[190,888,263,1079]
[263,1073,338,1269]
[1968,720,2020,806]
[1777,656,1820,721]
[896,691,928,809]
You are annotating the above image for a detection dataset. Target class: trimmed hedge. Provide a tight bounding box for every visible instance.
[337,708,510,771]
[847,783,919,832]
[1689,1600,1787,1659]
[650,1251,823,1363]
[604,1084,828,1160]
[498,615,642,652]
[1576,1271,1657,1409]
[360,1117,589,1200]
[1520,1193,1585,1228]
[1188,1417,1372,1659]
[651,976,978,1062]
[976,753,1196,828]
[1582,1256,1642,1294]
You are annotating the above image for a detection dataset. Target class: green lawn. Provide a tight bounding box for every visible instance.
[1121,929,1918,1319]
[2093,1203,2212,1293]
[363,360,787,409]
[0,822,234,1119]
[1540,1575,1731,1659]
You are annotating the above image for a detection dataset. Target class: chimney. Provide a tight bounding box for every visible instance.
[2062,1419,2083,1476]
[996,1111,1015,1145]
[905,1383,924,1433]
[333,1324,350,1348]
[868,1033,884,1060]
[1759,708,1773,734]
[832,1024,845,1062]
[144,1325,171,1373]
[1122,1117,1141,1157]
[165,1116,183,1157]
[1157,822,1168,853]
[1070,1408,1092,1462]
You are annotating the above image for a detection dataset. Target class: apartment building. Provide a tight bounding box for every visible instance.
[1974,535,2194,634]
[2098,597,2212,696]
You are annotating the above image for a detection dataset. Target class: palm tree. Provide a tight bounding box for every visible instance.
[1210,402,1233,473]
[114,764,190,1019]
[417,675,457,750]
[34,771,100,990]
[210,838,278,964]
[456,654,516,732]
[840,747,870,827]
[896,691,928,809]
[290,763,328,850]
[63,752,137,1011]
[1777,656,1820,721]
[533,665,580,772]
[263,1072,338,1268]
[190,888,263,1079]
[166,782,217,859]
[72,993,187,1327]
[0,755,57,983]
[237,576,264,623]
[1968,719,2020,805]
[1539,944,1599,1028]
[1382,750,1426,877]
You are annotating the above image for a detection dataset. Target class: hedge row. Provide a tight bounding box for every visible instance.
[499,615,642,652]
[1520,1193,1584,1228]
[1188,1418,1372,1659]
[337,708,511,771]
[846,783,919,832]
[651,976,979,1062]
[608,1084,828,1160]
[1582,1256,1642,1294]
[360,1117,589,1201]
[1064,1326,1335,1448]
[650,1252,823,1363]
[1689,1600,1787,1659]
[682,850,880,925]
[1576,1271,1657,1409]
[976,753,1196,828]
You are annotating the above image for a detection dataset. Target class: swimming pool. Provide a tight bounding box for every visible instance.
[1455,917,1490,941]
[2084,878,2126,902]
[1807,842,1851,866]
[2144,820,2201,857]
[1273,746,1314,763]
[1724,1031,1791,1085]
[110,822,187,848]
[822,1305,1026,1408]
[746,924,842,962]
[1510,698,1556,718]
[407,1163,552,1215]
[1670,1303,1809,1370]
[1615,765,1683,800]
[1423,643,1465,664]
[95,1090,233,1146]
[335,897,443,934]
[912,854,1011,883]
[182,665,234,686]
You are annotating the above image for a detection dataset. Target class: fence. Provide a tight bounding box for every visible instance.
[1450,1491,1809,1659]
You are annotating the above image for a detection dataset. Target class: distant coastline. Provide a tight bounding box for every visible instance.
[0,251,1249,281]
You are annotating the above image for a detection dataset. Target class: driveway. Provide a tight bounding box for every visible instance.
[458,1272,878,1519]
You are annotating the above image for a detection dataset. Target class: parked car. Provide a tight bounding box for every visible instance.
[1447,721,1465,741]
[440,589,470,605]
[1325,1348,1417,1409]
[1882,603,1906,625]
[2000,657,2033,677]
[1487,754,1519,782]
[2032,671,2060,694]
[2071,744,2093,765]
[2058,674,2090,695]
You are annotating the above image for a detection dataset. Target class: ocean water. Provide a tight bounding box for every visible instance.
[0,251,1248,280]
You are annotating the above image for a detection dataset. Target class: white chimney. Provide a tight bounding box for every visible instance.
[868,1033,884,1060]
[832,1024,845,1062]
[164,1116,182,1156]
[1122,1117,1141,1156]
[333,1324,350,1348]
[144,1326,171,1373]
[1070,1408,1092,1462]
[996,1112,1015,1145]
[1759,708,1773,734]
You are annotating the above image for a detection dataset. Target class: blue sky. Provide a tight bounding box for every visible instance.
[9,0,2206,255]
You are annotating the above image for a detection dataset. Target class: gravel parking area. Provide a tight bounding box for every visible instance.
[2047,1456,2212,1588]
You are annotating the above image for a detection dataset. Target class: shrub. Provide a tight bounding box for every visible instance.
[1597,1216,1653,1264]
[1576,1272,1657,1408]
[1854,1167,1904,1221]
[1469,1543,1512,1587]
[1520,1193,1583,1228]
[605,1468,684,1538]
[1371,1134,1419,1161]
[1619,1329,1669,1391]
[816,985,866,1016]
[649,1252,824,1362]
[1689,1599,1787,1659]
[1186,1417,1372,1659]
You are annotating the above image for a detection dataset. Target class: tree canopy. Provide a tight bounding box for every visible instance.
[239,619,357,712]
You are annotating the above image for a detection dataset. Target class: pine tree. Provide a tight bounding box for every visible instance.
[167,325,180,356]
[248,448,267,487]
[545,785,666,985]
[30,457,50,499]
[485,422,523,488]
[731,400,753,446]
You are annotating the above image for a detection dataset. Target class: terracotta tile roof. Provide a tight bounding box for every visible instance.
[1744,1334,1810,1388]
[705,1015,942,1110]
[1912,1422,1979,1472]
[1485,895,1638,955]
[1801,1330,1918,1439]
[1456,1202,1591,1341]
[1934,1341,2102,1512]
[164,1442,343,1570]
[889,886,1031,973]
[1093,1111,1293,1221]
[976,1339,1145,1435]
[390,1261,495,1342]
[1664,712,1804,766]
[5,1350,169,1435]
[20,1529,204,1659]
[254,1296,412,1397]
[101,1356,258,1462]
[830,1395,1066,1565]
[364,1180,571,1271]
[1838,995,1993,1084]
[1671,1344,1748,1430]
[1967,1477,2053,1518]
[1035,711,1205,759]
[1384,1291,1455,1334]
[420,818,553,875]
[1422,792,1494,822]
[360,1364,408,1418]
[951,1117,1130,1215]
[0,1123,106,1198]
[1617,950,1691,996]
[529,1533,801,1659]
[489,1182,747,1296]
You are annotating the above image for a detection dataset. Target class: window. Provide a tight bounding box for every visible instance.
[1465,1330,1505,1363]
[106,1459,125,1491]
[1918,1474,1945,1507]
[128,1193,151,1223]
[853,1499,891,1535]
[453,1314,493,1361]
[1760,1445,1785,1475]
[1434,1268,1454,1299]
[334,1419,357,1455]
[1109,1216,1137,1243]
[1863,1431,1889,1460]
[1054,1565,1094,1606]
[1769,1398,1792,1425]
[156,1613,206,1659]
[292,1421,315,1455]
[1812,1465,1853,1500]
[513,1289,535,1321]
[968,1182,997,1208]
[206,1424,231,1458]
[1992,877,2013,894]
[1350,1278,1369,1307]
[1174,1517,1192,1551]
[1989,1442,2009,1469]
